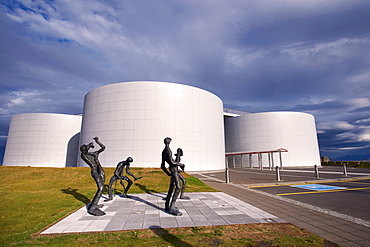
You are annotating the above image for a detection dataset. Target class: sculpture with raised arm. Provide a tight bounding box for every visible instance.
[80,137,106,216]
[105,157,142,201]
[161,137,185,216]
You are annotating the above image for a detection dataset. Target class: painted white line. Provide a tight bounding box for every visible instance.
[199,174,226,183]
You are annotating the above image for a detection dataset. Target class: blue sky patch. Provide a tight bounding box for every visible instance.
[1,1,370,164]
[290,184,348,191]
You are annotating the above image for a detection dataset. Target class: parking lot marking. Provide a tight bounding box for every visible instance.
[290,184,348,191]
[276,186,370,196]
[248,178,370,189]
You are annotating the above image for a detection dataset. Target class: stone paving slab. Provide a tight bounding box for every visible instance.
[41,192,287,235]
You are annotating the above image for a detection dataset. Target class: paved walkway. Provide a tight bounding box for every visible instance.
[191,172,370,247]
[41,192,286,235]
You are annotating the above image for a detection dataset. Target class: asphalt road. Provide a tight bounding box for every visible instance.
[191,166,370,223]
[193,166,370,184]
[251,178,370,222]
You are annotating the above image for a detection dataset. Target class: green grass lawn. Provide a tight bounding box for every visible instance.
[0,166,336,247]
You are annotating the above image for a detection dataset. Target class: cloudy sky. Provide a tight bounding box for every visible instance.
[1,0,370,162]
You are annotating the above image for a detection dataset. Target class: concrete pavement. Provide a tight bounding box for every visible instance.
[191,167,370,247]
[40,192,287,235]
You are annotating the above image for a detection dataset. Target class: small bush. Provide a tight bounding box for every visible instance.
[322,161,370,168]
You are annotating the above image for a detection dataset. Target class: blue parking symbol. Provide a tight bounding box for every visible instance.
[290,184,348,191]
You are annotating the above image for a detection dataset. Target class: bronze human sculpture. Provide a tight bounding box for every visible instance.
[80,137,106,216]
[105,157,142,201]
[161,137,185,216]
[174,148,190,200]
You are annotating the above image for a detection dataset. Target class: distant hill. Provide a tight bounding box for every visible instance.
[332,154,370,161]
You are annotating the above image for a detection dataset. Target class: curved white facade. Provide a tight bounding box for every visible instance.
[78,81,225,171]
[3,113,82,167]
[225,112,320,167]
[3,82,321,170]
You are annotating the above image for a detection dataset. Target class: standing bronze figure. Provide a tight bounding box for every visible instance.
[174,148,190,200]
[161,137,185,216]
[80,137,106,216]
[105,157,142,201]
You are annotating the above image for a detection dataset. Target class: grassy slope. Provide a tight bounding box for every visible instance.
[0,167,334,247]
[0,166,216,246]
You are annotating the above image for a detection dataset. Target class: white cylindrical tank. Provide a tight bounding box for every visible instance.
[225,111,320,167]
[3,113,82,167]
[78,81,225,171]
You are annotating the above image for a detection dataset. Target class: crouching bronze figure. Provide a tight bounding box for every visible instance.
[105,157,142,201]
